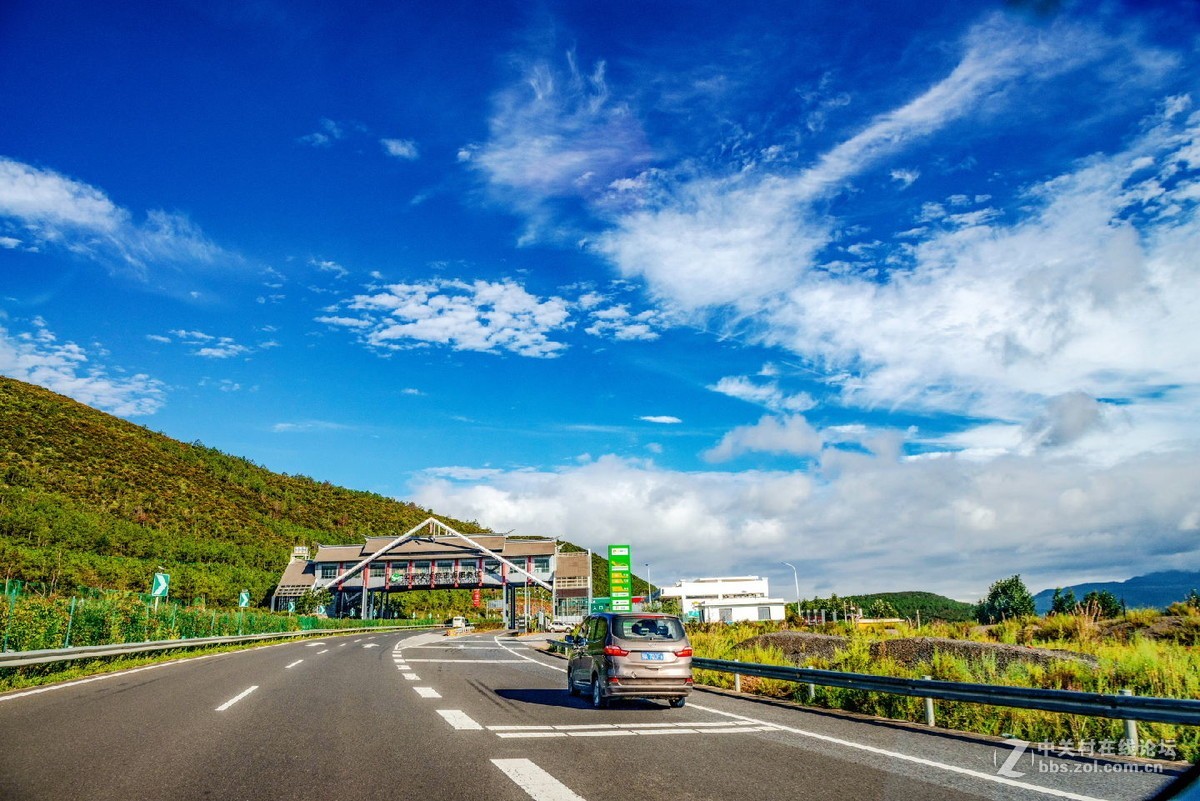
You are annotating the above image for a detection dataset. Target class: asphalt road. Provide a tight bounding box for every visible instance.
[0,631,1183,801]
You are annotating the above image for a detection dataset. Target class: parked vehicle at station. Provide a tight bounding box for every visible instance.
[565,612,693,708]
[546,618,572,633]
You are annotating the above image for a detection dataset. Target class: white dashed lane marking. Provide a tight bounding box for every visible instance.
[215,686,258,712]
[414,687,441,698]
[436,709,483,730]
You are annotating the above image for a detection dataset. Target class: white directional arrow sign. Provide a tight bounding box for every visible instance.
[150,573,170,598]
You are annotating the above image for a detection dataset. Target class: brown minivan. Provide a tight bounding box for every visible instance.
[566,612,693,708]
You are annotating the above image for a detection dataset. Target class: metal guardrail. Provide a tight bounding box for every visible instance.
[0,624,445,669]
[545,640,1200,727]
[692,657,1200,727]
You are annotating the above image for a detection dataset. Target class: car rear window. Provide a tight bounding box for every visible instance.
[613,616,685,641]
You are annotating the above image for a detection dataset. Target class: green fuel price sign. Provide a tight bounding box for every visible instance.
[608,545,632,612]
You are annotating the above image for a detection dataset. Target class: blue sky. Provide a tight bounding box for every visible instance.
[3,0,1200,601]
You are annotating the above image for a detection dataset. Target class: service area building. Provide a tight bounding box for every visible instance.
[658,575,785,622]
[271,517,591,621]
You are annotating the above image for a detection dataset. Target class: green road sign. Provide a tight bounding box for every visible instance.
[238,590,251,608]
[608,545,632,612]
[150,573,170,598]
[590,596,611,613]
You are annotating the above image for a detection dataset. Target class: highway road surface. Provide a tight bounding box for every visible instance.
[0,630,1183,800]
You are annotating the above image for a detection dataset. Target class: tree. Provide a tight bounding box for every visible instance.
[975,575,1036,624]
[293,588,332,615]
[1050,587,1077,615]
[866,598,898,618]
[1082,590,1122,619]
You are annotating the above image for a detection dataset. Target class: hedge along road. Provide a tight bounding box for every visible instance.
[0,630,1182,801]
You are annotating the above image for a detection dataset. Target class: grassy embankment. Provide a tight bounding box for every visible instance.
[688,608,1200,762]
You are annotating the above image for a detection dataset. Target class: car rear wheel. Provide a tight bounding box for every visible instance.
[669,696,686,708]
[591,675,608,709]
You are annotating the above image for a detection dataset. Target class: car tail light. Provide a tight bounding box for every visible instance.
[603,645,629,656]
[685,677,694,684]
[673,647,693,657]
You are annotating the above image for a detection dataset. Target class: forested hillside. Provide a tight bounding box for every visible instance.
[799,590,976,622]
[0,377,486,605]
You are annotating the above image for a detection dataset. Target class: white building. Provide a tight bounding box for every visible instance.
[659,576,776,620]
[696,597,787,623]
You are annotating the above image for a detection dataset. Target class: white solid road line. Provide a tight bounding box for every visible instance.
[436,709,484,730]
[0,653,223,703]
[284,659,303,669]
[492,758,587,801]
[215,686,258,712]
[686,702,1109,801]
[414,686,441,698]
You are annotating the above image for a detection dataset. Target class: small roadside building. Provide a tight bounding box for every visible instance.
[696,597,788,623]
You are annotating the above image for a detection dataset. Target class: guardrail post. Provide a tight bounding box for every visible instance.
[1119,689,1138,751]
[807,682,816,702]
[733,659,741,693]
[923,675,936,726]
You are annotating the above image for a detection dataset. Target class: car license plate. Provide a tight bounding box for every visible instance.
[641,652,665,661]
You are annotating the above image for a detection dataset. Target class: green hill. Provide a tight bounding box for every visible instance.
[0,376,487,605]
[800,590,975,622]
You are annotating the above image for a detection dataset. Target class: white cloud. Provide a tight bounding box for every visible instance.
[594,15,1130,312]
[321,278,572,358]
[272,420,350,433]
[760,104,1200,425]
[159,329,254,359]
[0,318,164,416]
[312,258,349,279]
[704,414,824,462]
[381,138,419,160]
[0,157,236,278]
[890,168,920,188]
[471,50,652,241]
[639,415,682,424]
[411,447,1200,600]
[298,118,345,147]
[583,302,666,341]
[709,375,815,414]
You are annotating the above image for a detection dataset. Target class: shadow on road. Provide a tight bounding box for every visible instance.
[494,688,674,711]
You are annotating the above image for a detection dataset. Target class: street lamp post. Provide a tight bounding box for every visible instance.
[644,563,651,609]
[782,562,800,602]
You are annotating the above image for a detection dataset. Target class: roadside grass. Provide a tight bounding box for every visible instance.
[688,617,1199,762]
